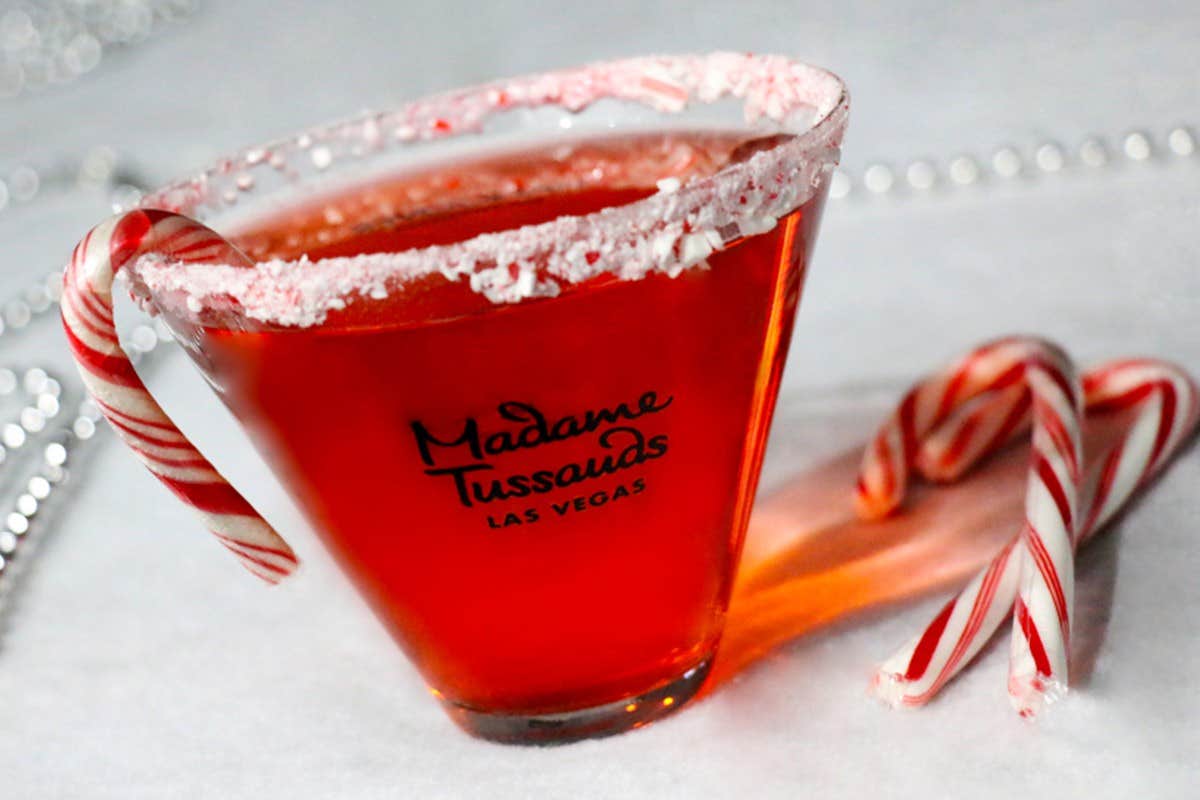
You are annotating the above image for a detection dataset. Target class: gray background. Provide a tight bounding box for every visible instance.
[2,1,1199,797]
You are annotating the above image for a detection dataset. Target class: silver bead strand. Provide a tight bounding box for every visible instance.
[0,142,160,596]
[0,1,200,101]
[1166,126,1195,157]
[1122,131,1153,161]
[0,266,165,593]
[0,423,89,590]
[1079,137,1109,168]
[905,160,938,190]
[829,123,1195,203]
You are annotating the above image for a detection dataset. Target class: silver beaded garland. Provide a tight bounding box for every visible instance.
[0,0,198,100]
[828,168,852,199]
[1166,127,1195,157]
[0,301,145,585]
[1122,131,1152,161]
[0,425,85,580]
[0,350,101,581]
[991,146,1023,178]
[948,155,982,186]
[905,160,937,190]
[0,144,149,229]
[1034,142,1065,173]
[863,163,896,194]
[835,125,1195,201]
[0,147,149,586]
[1079,137,1109,167]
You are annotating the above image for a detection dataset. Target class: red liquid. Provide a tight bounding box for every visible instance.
[188,133,825,717]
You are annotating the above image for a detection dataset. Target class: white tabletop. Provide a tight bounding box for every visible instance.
[2,1,1199,797]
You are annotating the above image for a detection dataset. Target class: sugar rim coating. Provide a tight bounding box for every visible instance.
[133,52,849,328]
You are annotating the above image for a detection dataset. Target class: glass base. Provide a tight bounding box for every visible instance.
[441,658,712,745]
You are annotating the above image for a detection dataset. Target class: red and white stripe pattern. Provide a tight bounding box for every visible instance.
[915,382,1031,483]
[861,337,1082,713]
[864,344,1198,717]
[61,210,299,584]
[856,337,1061,519]
[912,358,1199,543]
[1007,353,1083,715]
[1077,360,1200,540]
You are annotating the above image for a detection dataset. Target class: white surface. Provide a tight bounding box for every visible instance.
[2,1,1199,797]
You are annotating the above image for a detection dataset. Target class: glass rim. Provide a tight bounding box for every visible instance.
[133,52,849,328]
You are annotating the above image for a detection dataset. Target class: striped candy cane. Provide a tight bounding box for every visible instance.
[915,382,1031,483]
[866,351,1198,716]
[914,358,1199,542]
[860,337,1083,713]
[61,210,299,584]
[1007,355,1083,715]
[856,337,1057,519]
[1075,359,1198,540]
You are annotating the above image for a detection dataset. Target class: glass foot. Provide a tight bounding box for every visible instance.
[441,658,712,745]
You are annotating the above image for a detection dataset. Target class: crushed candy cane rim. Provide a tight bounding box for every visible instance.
[129,52,848,328]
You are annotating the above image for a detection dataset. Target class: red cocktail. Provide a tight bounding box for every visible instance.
[63,54,847,743]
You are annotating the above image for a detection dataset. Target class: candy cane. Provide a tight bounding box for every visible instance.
[859,337,1082,713]
[61,210,299,584]
[1076,360,1199,539]
[914,358,1198,542]
[1007,356,1083,715]
[866,353,1197,715]
[915,382,1031,483]
[856,337,1056,519]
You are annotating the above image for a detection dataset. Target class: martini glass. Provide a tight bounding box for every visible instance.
[62,53,848,743]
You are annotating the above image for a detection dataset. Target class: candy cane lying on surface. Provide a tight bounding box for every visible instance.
[857,336,1084,714]
[916,359,1200,545]
[1007,353,1083,715]
[862,346,1198,716]
[61,210,299,584]
[855,337,1058,519]
[915,382,1031,483]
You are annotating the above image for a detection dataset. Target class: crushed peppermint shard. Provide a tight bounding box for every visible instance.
[857,337,1199,718]
[130,52,848,329]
